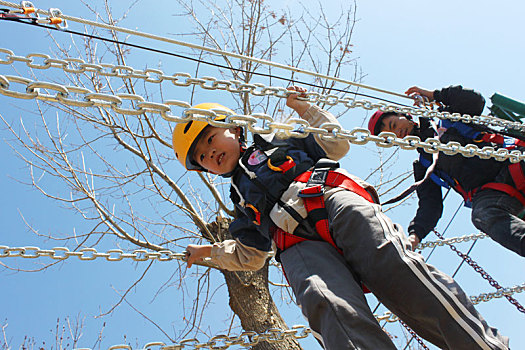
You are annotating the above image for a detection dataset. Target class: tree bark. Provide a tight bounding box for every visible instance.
[223,267,302,350]
[207,218,303,350]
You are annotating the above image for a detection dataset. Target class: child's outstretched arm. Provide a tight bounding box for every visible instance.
[185,239,270,271]
[285,85,350,160]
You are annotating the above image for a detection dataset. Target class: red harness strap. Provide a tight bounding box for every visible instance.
[460,163,525,207]
[481,133,525,148]
[272,227,308,250]
[509,162,525,192]
[294,171,374,250]
[449,162,525,208]
[297,184,337,249]
[452,180,473,204]
[272,170,374,251]
[480,183,525,207]
[475,163,525,207]
[295,171,374,202]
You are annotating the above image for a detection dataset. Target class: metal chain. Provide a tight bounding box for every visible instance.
[1,47,524,133]
[4,244,522,306]
[470,283,525,305]
[433,230,525,314]
[375,311,399,323]
[70,325,312,350]
[1,3,521,346]
[417,232,487,250]
[1,74,524,164]
[0,0,414,100]
[0,245,186,262]
[3,243,522,348]
[398,319,429,350]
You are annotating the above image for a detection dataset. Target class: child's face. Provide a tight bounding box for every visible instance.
[192,126,242,175]
[380,114,415,138]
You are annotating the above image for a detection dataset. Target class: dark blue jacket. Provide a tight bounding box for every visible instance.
[408,85,508,241]
[228,133,328,251]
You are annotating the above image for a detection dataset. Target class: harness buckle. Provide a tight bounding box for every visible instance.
[298,159,338,198]
[306,159,338,186]
[298,185,324,198]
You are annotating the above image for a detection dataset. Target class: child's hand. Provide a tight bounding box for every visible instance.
[185,244,212,268]
[286,86,310,117]
[405,86,434,106]
[408,233,420,251]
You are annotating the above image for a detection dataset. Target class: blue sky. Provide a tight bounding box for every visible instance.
[1,0,524,349]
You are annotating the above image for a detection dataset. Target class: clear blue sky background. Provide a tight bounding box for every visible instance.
[1,0,524,349]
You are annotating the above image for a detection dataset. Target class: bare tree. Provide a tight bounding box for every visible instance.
[0,0,388,349]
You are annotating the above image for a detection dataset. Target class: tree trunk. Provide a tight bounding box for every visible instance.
[222,267,302,350]
[207,218,303,350]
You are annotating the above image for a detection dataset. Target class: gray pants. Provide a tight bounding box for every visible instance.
[472,188,525,257]
[470,157,525,256]
[280,190,509,350]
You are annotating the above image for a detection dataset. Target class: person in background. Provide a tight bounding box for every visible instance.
[368,85,525,257]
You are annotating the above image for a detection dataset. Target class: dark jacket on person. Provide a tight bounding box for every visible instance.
[408,85,508,241]
[208,105,370,271]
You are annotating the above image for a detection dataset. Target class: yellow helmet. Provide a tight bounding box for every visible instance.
[172,102,234,171]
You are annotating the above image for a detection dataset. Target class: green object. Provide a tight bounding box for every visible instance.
[490,92,525,122]
[489,92,525,138]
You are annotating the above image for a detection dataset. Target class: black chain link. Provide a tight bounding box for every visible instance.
[399,319,429,350]
[433,230,525,314]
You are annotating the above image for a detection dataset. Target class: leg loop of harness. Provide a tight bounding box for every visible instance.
[272,227,308,250]
[471,163,525,209]
[480,183,525,207]
[272,160,376,294]
[509,162,525,192]
[296,160,340,249]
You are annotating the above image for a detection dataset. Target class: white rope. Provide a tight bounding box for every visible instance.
[0,0,411,100]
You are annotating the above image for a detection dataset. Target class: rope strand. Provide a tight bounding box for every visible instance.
[0,0,411,100]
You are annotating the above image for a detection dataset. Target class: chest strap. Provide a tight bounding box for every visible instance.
[479,132,525,149]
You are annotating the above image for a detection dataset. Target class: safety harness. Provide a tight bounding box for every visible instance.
[233,139,377,251]
[271,159,376,252]
[268,159,376,293]
[419,120,525,207]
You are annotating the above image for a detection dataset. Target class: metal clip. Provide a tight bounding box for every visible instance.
[8,1,38,17]
[36,8,67,29]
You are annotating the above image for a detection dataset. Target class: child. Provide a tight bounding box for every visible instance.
[369,85,525,256]
[174,86,509,349]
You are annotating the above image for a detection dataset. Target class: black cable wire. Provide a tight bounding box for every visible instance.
[0,13,411,107]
